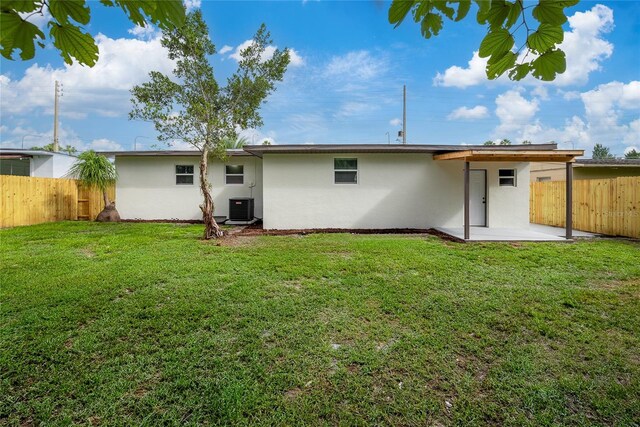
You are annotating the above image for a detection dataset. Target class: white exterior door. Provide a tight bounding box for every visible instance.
[470,170,486,226]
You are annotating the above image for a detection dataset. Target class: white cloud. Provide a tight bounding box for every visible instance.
[492,81,640,156]
[128,25,159,40]
[561,90,581,101]
[625,146,639,155]
[553,4,614,86]
[287,49,305,67]
[433,51,486,88]
[89,138,123,151]
[434,5,615,88]
[184,0,201,12]
[227,41,304,67]
[334,101,379,118]
[389,118,402,126]
[19,8,51,29]
[494,89,539,136]
[532,86,549,101]
[219,45,233,55]
[238,128,278,145]
[447,105,489,120]
[0,33,175,118]
[324,50,387,81]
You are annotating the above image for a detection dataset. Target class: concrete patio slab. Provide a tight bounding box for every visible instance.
[436,226,569,242]
[529,223,598,238]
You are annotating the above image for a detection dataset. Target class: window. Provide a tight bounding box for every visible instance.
[334,158,358,184]
[537,176,551,182]
[175,165,194,185]
[499,169,516,187]
[225,165,244,185]
[0,158,30,176]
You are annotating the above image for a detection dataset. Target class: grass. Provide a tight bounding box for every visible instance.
[1,222,639,426]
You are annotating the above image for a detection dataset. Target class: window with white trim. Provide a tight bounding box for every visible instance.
[175,165,194,185]
[499,169,516,186]
[334,158,358,184]
[225,165,244,185]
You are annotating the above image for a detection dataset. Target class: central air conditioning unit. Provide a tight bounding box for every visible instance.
[229,198,254,222]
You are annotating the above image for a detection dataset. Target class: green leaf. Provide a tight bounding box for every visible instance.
[479,29,514,58]
[113,0,147,27]
[508,63,531,80]
[532,0,569,25]
[433,1,455,20]
[0,0,38,13]
[147,0,185,30]
[475,0,490,24]
[0,10,45,60]
[413,1,432,22]
[455,0,472,21]
[531,49,566,81]
[527,24,563,53]
[114,0,187,30]
[49,0,90,25]
[486,51,516,79]
[482,0,512,30]
[389,0,415,26]
[420,12,443,38]
[505,0,522,28]
[49,22,98,66]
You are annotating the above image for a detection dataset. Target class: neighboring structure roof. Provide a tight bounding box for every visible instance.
[100,149,251,157]
[575,158,640,167]
[0,148,77,158]
[242,143,559,157]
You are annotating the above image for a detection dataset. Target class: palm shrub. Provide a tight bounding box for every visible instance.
[68,150,120,222]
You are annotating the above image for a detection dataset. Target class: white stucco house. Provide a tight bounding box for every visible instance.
[104,143,583,240]
[0,149,77,178]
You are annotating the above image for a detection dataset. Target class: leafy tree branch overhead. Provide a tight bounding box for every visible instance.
[389,0,580,81]
[0,0,185,66]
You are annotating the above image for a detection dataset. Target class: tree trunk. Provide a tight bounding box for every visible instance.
[199,148,223,239]
[96,188,120,222]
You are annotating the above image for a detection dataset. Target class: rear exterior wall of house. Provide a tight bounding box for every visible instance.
[115,155,263,220]
[261,153,530,230]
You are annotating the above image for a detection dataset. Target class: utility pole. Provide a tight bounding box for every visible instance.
[53,80,61,152]
[402,85,406,145]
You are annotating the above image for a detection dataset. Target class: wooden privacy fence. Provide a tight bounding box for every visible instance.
[0,175,115,228]
[530,177,639,238]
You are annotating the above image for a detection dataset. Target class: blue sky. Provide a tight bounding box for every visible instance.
[1,0,639,156]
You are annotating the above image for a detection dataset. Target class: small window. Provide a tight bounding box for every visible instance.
[499,169,516,187]
[537,176,551,182]
[176,165,194,185]
[225,165,244,185]
[334,158,358,184]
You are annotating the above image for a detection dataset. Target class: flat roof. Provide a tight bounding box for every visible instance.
[0,148,77,158]
[576,158,640,167]
[99,149,251,157]
[242,143,559,157]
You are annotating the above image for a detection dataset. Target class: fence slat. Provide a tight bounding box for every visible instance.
[530,177,639,238]
[0,176,114,228]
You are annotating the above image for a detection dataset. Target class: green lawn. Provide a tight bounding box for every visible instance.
[1,222,638,426]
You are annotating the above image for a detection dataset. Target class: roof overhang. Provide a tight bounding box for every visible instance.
[433,149,584,163]
[99,149,251,157]
[0,154,33,159]
[243,143,560,158]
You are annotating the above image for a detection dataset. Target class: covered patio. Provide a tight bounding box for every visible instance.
[435,224,597,242]
[433,148,584,241]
